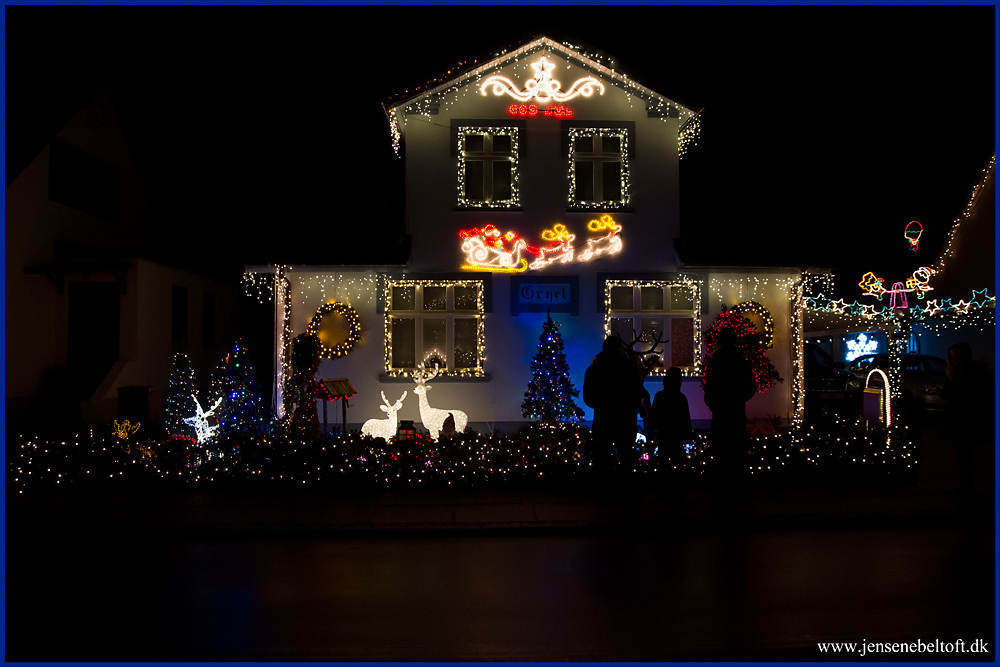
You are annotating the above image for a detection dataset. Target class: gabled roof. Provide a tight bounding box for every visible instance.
[931,154,994,292]
[384,35,700,155]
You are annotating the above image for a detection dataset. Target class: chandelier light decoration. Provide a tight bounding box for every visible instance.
[479,55,605,102]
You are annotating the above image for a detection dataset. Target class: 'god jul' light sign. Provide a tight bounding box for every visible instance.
[508,104,573,118]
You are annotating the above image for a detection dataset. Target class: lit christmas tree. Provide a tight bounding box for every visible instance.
[703,307,782,393]
[207,339,268,437]
[522,313,585,424]
[165,352,198,437]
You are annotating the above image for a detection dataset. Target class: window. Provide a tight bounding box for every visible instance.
[604,280,701,374]
[457,127,519,208]
[569,128,629,208]
[385,279,485,377]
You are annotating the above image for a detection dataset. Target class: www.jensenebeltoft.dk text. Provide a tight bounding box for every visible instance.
[818,638,989,657]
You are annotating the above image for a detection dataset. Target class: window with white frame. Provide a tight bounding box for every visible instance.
[457,127,519,208]
[385,279,485,376]
[604,279,701,374]
[569,127,629,208]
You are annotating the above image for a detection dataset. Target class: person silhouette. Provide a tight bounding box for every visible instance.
[703,328,756,484]
[583,335,644,482]
[651,367,692,475]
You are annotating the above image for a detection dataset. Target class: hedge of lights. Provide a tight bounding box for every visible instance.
[8,418,917,496]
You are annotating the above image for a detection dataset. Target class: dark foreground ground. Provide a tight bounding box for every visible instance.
[6,423,995,661]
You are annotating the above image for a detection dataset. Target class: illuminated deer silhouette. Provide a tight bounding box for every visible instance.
[361,391,407,441]
[412,364,468,441]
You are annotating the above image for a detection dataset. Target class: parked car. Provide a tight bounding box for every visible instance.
[846,353,948,413]
[804,342,863,417]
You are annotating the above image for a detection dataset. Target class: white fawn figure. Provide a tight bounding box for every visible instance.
[412,364,468,441]
[361,391,407,440]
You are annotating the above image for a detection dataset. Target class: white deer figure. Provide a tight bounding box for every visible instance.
[412,364,469,441]
[361,390,407,440]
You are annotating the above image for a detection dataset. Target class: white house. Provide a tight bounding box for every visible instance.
[249,36,810,435]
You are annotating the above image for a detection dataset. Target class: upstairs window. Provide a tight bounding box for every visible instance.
[457,127,519,208]
[605,279,701,374]
[385,279,485,377]
[569,128,629,209]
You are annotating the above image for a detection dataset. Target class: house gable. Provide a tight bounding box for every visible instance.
[386,36,700,159]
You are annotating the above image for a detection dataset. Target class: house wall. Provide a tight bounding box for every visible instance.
[278,46,803,436]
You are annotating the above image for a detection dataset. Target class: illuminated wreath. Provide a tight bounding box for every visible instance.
[306,302,362,359]
[731,301,774,349]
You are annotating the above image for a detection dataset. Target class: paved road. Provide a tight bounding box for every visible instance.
[7,509,992,661]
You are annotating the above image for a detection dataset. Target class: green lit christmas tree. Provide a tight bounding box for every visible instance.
[522,313,585,424]
[165,352,198,437]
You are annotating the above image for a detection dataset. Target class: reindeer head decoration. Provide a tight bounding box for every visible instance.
[624,328,667,376]
[411,363,440,397]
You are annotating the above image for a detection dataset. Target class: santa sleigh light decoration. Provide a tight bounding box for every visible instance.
[460,216,623,273]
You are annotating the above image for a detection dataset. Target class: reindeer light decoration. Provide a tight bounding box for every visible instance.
[412,364,469,441]
[361,391,408,440]
[183,395,224,444]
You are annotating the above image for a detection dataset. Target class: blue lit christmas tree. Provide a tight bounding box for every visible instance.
[522,313,585,424]
[165,352,198,437]
[207,339,268,437]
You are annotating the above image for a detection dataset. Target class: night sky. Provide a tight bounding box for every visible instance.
[7,7,994,297]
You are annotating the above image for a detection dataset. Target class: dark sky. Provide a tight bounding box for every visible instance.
[7,7,994,296]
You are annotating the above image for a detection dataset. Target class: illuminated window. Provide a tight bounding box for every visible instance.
[385,280,485,377]
[458,127,519,208]
[605,280,701,374]
[569,127,629,208]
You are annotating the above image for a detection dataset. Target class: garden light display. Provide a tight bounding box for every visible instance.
[112,419,140,439]
[361,391,408,441]
[903,220,923,251]
[183,395,224,444]
[412,364,469,441]
[480,55,605,102]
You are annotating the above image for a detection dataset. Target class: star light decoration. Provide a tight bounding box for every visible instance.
[183,395,224,444]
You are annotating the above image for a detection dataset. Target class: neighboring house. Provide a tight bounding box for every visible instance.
[6,89,236,432]
[803,156,995,375]
[248,36,815,434]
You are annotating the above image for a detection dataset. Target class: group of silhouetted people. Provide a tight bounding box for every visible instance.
[583,332,993,505]
[583,331,757,489]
